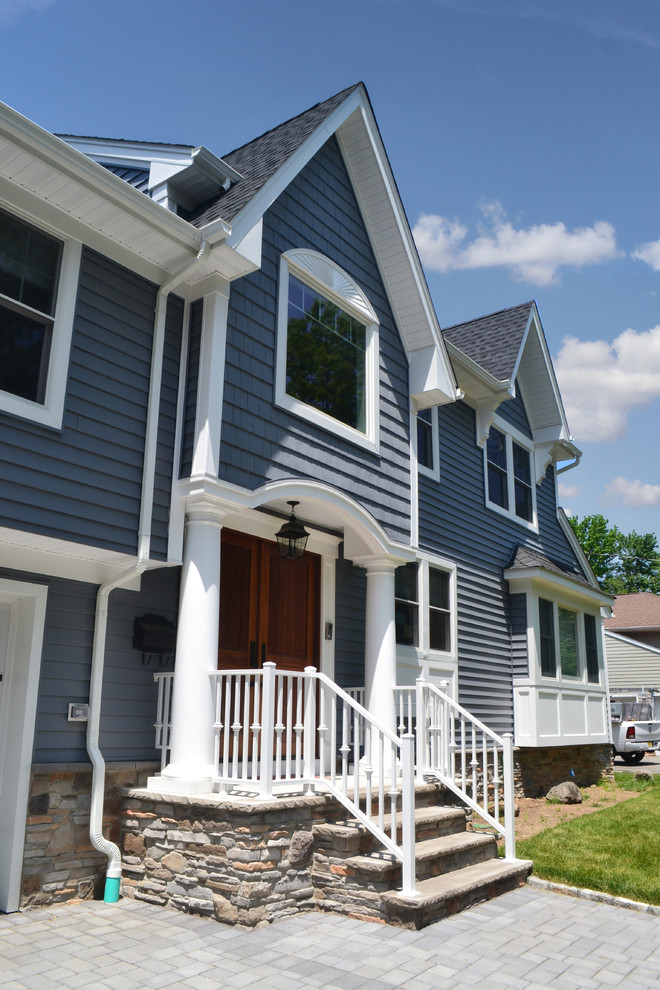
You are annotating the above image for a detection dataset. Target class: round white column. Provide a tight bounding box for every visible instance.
[363,557,399,737]
[157,502,225,793]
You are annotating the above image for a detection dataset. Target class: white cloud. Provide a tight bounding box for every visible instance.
[632,239,660,272]
[603,476,660,507]
[413,202,620,286]
[0,0,55,26]
[554,325,660,442]
[558,483,582,498]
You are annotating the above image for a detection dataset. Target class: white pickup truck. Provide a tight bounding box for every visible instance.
[610,694,660,764]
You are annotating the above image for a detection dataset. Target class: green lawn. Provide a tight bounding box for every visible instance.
[516,777,660,905]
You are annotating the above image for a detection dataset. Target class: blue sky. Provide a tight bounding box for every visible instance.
[2,0,660,540]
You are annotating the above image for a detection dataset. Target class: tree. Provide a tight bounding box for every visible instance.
[568,513,660,595]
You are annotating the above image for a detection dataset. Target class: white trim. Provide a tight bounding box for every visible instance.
[275,251,380,452]
[395,551,458,686]
[0,579,48,912]
[484,417,538,532]
[0,203,81,429]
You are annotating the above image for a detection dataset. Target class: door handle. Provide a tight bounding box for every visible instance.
[249,641,258,669]
[261,643,266,668]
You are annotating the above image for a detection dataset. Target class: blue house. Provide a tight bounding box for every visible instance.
[0,84,611,921]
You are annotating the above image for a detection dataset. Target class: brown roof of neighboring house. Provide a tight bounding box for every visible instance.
[604,592,660,630]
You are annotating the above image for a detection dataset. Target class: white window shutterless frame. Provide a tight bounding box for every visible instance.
[0,206,81,429]
[275,250,380,452]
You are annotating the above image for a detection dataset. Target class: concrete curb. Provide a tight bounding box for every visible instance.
[527,875,660,916]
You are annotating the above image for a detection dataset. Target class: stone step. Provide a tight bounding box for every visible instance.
[344,830,497,884]
[313,804,467,857]
[381,858,534,929]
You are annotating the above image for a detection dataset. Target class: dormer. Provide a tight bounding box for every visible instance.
[57,136,242,217]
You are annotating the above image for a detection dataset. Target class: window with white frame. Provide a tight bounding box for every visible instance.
[417,406,439,479]
[0,207,80,428]
[395,559,454,654]
[276,250,379,450]
[537,597,601,683]
[485,423,535,526]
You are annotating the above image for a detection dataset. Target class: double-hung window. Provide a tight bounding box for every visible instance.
[395,559,454,655]
[276,250,379,451]
[485,423,535,526]
[537,598,601,683]
[0,207,80,428]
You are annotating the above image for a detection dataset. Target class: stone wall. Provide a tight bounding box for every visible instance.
[21,762,157,908]
[514,744,614,798]
[121,788,347,926]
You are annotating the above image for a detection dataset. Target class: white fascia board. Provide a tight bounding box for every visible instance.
[519,303,573,441]
[0,529,144,587]
[0,103,232,267]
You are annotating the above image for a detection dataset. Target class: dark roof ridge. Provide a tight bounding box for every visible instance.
[442,299,535,334]
[219,82,363,164]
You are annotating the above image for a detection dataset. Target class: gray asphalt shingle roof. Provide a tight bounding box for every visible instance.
[186,84,362,228]
[442,302,534,382]
[506,544,590,586]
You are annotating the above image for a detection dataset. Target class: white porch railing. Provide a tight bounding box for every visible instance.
[153,671,174,771]
[154,665,417,897]
[395,678,516,859]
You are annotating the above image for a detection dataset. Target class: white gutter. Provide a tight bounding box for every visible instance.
[86,240,211,902]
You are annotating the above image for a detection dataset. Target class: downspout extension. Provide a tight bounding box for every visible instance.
[87,240,211,903]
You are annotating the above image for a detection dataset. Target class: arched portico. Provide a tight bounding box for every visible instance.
[152,478,413,795]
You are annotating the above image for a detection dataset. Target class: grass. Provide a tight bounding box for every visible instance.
[516,776,660,905]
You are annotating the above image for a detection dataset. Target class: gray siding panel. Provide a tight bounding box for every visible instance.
[509,593,528,678]
[14,565,180,764]
[335,557,366,688]
[0,248,167,555]
[497,391,532,439]
[151,296,184,559]
[219,136,411,545]
[180,299,202,479]
[419,396,586,734]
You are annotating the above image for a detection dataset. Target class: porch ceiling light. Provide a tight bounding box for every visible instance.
[276,501,309,560]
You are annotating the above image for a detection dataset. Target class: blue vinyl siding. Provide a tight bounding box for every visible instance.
[180,299,203,479]
[497,390,532,439]
[0,248,181,558]
[151,295,184,559]
[419,395,585,734]
[15,566,179,764]
[335,557,366,689]
[219,136,411,545]
[509,593,528,679]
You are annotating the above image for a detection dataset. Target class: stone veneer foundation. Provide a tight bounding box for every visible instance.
[21,762,158,909]
[514,744,614,798]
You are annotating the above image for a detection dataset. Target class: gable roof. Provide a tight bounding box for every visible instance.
[442,302,533,382]
[188,85,360,227]
[605,593,660,631]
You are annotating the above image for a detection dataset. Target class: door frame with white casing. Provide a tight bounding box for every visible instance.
[0,580,48,913]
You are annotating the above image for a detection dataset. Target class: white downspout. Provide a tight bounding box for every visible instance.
[87,241,211,903]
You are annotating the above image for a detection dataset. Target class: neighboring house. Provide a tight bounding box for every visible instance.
[0,83,611,918]
[604,593,660,696]
[604,592,660,650]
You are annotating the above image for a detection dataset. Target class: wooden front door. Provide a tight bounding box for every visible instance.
[218,529,320,672]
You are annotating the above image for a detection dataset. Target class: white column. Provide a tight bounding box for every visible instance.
[153,501,225,794]
[362,557,398,737]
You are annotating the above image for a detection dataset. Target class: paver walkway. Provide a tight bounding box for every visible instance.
[0,887,659,989]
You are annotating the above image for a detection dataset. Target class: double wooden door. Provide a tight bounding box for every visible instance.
[218,529,320,673]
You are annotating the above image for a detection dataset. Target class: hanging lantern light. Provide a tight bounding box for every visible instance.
[275,501,309,560]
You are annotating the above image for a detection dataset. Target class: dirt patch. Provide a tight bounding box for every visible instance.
[513,785,641,840]
[467,784,641,841]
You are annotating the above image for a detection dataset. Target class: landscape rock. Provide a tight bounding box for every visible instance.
[546,781,582,804]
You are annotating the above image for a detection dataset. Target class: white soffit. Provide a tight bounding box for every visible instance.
[0,104,233,282]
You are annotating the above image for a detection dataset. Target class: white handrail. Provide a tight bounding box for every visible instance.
[408,678,516,860]
[203,664,417,897]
